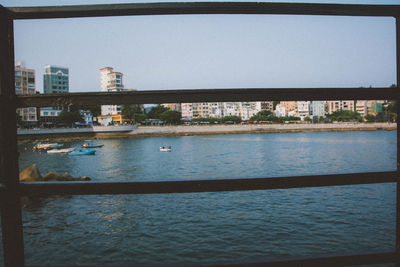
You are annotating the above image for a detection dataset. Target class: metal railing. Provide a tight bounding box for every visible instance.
[1,2,400,266]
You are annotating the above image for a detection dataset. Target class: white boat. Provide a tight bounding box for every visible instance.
[159,146,172,152]
[46,148,74,154]
[33,143,64,150]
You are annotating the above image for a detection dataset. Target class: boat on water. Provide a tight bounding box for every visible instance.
[159,146,172,152]
[47,148,74,154]
[82,143,104,148]
[33,143,63,151]
[68,150,96,156]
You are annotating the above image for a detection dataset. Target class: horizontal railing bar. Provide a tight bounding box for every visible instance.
[76,251,397,266]
[6,2,400,20]
[18,171,398,196]
[16,87,397,107]
[207,251,397,266]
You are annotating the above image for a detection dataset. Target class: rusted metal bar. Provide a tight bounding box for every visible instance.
[206,251,397,267]
[19,171,398,196]
[16,87,397,108]
[6,2,400,20]
[0,6,25,267]
[396,16,400,267]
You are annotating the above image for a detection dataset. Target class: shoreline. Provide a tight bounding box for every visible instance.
[17,122,396,143]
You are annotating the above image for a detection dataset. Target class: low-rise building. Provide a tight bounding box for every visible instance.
[296,101,310,120]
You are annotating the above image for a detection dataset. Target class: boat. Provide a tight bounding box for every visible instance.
[82,143,104,148]
[68,149,96,156]
[47,148,74,154]
[159,146,172,152]
[33,143,64,151]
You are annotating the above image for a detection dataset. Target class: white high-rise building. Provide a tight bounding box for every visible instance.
[100,67,123,116]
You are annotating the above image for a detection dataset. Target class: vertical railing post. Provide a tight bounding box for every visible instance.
[396,15,400,267]
[0,6,25,267]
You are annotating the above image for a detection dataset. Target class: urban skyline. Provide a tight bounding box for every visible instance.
[15,62,391,126]
[11,0,397,93]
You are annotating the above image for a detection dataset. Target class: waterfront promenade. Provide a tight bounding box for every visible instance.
[17,122,396,142]
[130,122,396,137]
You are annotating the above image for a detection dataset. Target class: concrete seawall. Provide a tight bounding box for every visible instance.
[129,122,397,137]
[17,123,396,143]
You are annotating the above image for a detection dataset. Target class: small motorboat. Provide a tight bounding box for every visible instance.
[159,146,172,152]
[34,143,63,151]
[68,149,96,156]
[82,143,104,148]
[47,148,74,154]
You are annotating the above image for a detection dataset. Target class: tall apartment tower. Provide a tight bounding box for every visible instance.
[43,65,69,95]
[100,67,123,115]
[15,62,38,126]
[43,65,69,115]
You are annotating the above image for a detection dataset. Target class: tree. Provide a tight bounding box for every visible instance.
[364,114,376,122]
[304,116,312,122]
[121,104,144,122]
[147,105,169,119]
[57,110,84,125]
[160,110,182,125]
[219,116,241,123]
[132,113,147,124]
[250,110,276,121]
[327,110,362,122]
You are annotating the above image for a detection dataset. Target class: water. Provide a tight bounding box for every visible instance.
[13,131,398,265]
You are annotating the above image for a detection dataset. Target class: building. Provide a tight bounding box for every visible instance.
[328,100,355,114]
[162,103,181,112]
[224,102,241,117]
[100,67,124,116]
[296,101,310,120]
[181,103,193,119]
[368,101,383,115]
[239,102,262,120]
[191,103,210,118]
[15,62,38,127]
[209,102,225,118]
[41,65,69,125]
[260,101,274,111]
[43,65,69,95]
[274,104,286,117]
[356,100,368,117]
[311,101,327,119]
[280,101,297,114]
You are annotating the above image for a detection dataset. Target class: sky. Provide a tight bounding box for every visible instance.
[2,0,399,93]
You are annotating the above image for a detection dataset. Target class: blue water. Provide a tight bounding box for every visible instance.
[14,131,398,265]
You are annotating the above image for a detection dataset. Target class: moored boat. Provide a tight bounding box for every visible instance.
[33,143,64,151]
[82,143,104,148]
[159,146,172,152]
[68,149,96,156]
[47,148,74,154]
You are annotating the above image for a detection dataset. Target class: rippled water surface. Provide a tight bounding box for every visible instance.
[14,131,398,265]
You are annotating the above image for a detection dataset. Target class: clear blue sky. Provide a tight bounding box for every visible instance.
[1,0,399,92]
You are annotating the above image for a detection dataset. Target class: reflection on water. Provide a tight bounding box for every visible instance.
[16,131,397,265]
